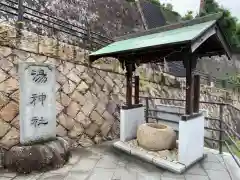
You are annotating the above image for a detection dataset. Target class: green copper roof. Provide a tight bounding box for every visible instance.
[90,20,216,57]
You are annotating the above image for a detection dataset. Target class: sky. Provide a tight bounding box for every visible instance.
[160,0,240,20]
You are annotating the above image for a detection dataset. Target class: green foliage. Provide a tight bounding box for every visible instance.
[237,23,240,35]
[182,11,194,21]
[126,0,160,5]
[125,0,180,23]
[149,0,161,5]
[125,0,240,49]
[162,3,173,11]
[226,73,240,87]
[232,140,240,158]
[199,0,240,48]
[234,148,240,158]
[227,137,240,158]
[236,23,240,47]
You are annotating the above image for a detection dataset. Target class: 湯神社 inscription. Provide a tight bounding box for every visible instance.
[19,63,56,144]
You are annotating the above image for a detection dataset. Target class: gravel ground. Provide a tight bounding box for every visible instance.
[126,139,179,162]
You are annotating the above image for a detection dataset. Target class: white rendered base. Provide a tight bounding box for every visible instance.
[178,114,205,166]
[120,106,145,142]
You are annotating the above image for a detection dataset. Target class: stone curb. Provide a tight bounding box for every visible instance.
[113,140,185,173]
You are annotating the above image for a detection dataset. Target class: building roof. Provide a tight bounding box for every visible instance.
[139,0,181,29]
[160,7,181,24]
[139,0,166,28]
[91,20,215,56]
[89,13,231,63]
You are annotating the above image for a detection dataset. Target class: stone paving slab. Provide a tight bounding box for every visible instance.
[0,141,239,180]
[0,178,12,180]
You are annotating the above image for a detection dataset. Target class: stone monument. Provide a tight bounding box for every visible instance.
[19,63,56,144]
[3,63,70,173]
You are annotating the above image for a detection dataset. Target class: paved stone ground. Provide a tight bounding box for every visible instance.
[0,141,239,180]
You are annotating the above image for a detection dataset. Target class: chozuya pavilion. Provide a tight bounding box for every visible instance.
[89,13,231,173]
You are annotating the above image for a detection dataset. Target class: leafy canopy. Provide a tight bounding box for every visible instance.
[182,11,194,21]
[182,0,240,48]
[126,0,240,48]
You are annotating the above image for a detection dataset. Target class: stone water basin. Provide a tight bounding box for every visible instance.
[137,123,177,151]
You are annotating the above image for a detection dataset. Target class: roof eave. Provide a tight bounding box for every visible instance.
[190,23,232,59]
[215,23,232,59]
[216,26,232,60]
[89,40,191,63]
[191,25,217,53]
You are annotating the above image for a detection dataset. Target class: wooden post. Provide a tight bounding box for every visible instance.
[183,55,197,115]
[126,63,133,107]
[219,104,223,154]
[193,75,200,113]
[145,97,149,123]
[221,80,227,89]
[184,59,193,115]
[207,75,212,86]
[134,76,139,104]
[17,0,24,30]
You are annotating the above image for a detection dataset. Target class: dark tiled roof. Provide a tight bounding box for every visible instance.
[160,7,181,24]
[139,0,181,29]
[139,0,166,28]
[166,61,186,77]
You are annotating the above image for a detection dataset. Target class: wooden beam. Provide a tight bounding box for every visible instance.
[117,47,187,64]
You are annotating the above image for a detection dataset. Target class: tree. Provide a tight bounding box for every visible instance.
[149,0,161,5]
[160,3,173,11]
[126,0,161,5]
[199,0,240,48]
[182,11,194,21]
[161,3,173,11]
[236,23,240,47]
[236,23,240,35]
[166,3,173,11]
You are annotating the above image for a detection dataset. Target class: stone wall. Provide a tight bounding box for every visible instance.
[0,0,144,39]
[0,23,240,153]
[0,23,127,151]
[197,55,240,81]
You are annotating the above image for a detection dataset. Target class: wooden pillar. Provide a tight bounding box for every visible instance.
[183,55,197,115]
[134,76,140,104]
[185,60,193,115]
[193,75,200,113]
[207,75,212,86]
[221,80,227,89]
[126,63,133,107]
[17,0,24,30]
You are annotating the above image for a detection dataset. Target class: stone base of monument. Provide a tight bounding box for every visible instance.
[3,137,70,174]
